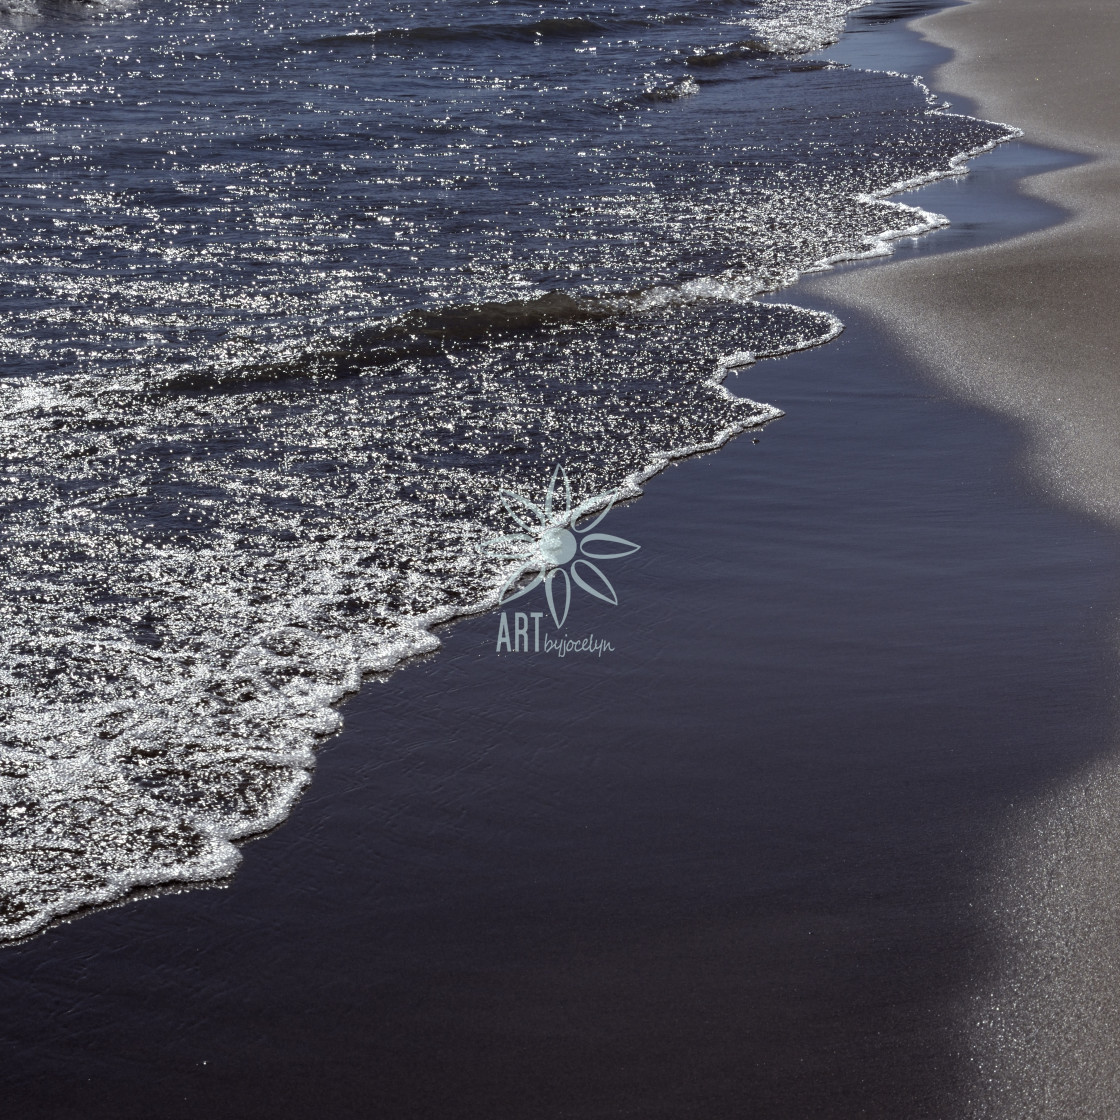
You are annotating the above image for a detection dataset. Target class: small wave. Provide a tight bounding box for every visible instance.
[684,40,774,68]
[0,0,107,16]
[149,282,838,395]
[366,290,616,344]
[640,76,699,102]
[150,292,618,392]
[741,0,872,55]
[313,17,608,49]
[519,16,608,38]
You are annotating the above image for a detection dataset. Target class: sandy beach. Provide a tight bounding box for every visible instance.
[809,1,1120,1113]
[815,0,1120,526]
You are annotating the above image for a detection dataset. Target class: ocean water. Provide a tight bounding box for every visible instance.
[0,0,1013,939]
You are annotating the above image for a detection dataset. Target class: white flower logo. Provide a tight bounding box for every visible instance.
[484,465,640,628]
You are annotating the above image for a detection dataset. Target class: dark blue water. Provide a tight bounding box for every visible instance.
[0,0,1013,939]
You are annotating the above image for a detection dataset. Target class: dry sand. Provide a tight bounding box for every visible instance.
[808,3,1120,1116]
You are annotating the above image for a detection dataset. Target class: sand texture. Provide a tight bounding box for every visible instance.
[812,4,1120,1116]
[813,0,1120,526]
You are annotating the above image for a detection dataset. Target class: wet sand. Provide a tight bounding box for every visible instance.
[815,0,1120,527]
[807,2,1120,1114]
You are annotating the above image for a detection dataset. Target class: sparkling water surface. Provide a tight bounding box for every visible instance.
[0,0,1013,938]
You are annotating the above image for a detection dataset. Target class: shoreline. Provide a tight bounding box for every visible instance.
[812,0,1120,527]
[809,1,1120,1114]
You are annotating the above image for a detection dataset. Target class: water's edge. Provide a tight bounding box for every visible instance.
[0,0,1032,942]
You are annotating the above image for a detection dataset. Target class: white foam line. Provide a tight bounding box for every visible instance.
[814,72,1023,272]
[333,79,1021,706]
